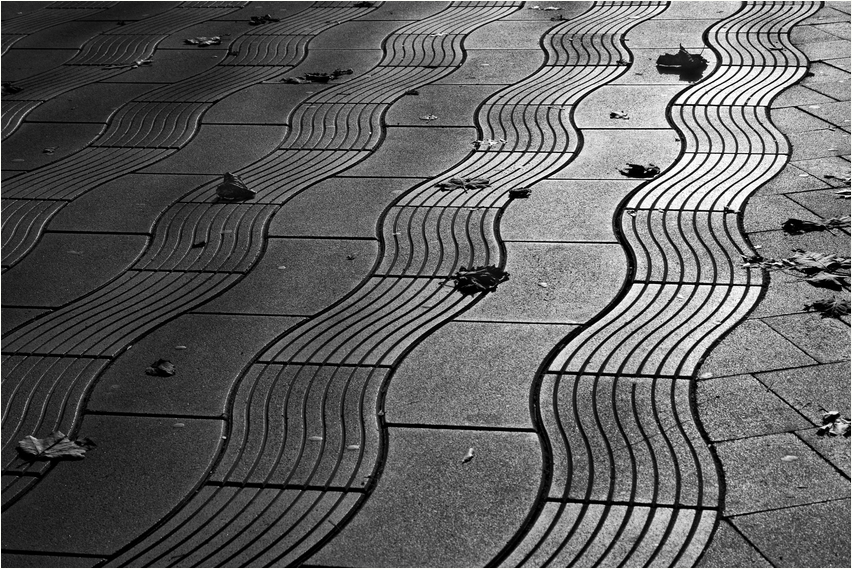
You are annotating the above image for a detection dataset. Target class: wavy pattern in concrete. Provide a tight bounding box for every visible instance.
[1,2,120,55]
[0,2,386,272]
[500,2,821,567]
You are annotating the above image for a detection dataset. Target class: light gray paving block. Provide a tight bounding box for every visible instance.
[573,84,684,129]
[762,312,851,364]
[308,427,541,567]
[101,48,221,84]
[696,519,771,568]
[716,433,850,516]
[1,123,104,171]
[754,361,851,426]
[310,19,413,51]
[386,321,574,428]
[0,307,49,336]
[0,48,77,82]
[550,129,680,180]
[0,554,103,568]
[465,20,559,50]
[433,49,544,85]
[461,241,626,324]
[732,499,851,568]
[356,1,450,21]
[624,17,715,50]
[26,82,159,124]
[385,84,504,127]
[743,194,823,233]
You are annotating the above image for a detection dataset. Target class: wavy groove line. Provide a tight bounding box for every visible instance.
[97,4,524,566]
[0,2,118,55]
[501,2,821,567]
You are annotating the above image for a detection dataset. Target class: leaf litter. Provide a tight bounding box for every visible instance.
[619,163,660,178]
[445,265,509,296]
[817,410,851,437]
[435,177,490,192]
[803,296,850,319]
[742,249,850,291]
[610,111,630,120]
[17,431,96,461]
[184,36,221,47]
[462,448,475,463]
[216,172,255,201]
[249,14,280,25]
[781,216,850,234]
[145,359,176,377]
[283,68,353,84]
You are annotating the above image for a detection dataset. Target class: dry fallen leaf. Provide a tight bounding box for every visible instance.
[216,172,255,201]
[804,297,850,319]
[145,359,176,377]
[462,447,475,463]
[419,114,439,121]
[446,265,509,296]
[17,431,96,460]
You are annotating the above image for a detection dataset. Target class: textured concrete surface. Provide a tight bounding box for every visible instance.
[1,1,849,567]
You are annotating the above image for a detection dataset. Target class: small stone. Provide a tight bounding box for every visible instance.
[781,455,798,462]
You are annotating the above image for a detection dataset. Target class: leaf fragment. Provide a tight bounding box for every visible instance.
[216,172,255,201]
[145,359,176,377]
[619,163,660,178]
[2,82,23,95]
[419,114,439,121]
[528,5,561,10]
[404,89,419,96]
[804,296,850,319]
[782,216,850,234]
[817,410,851,437]
[446,265,509,296]
[509,187,532,199]
[462,447,475,463]
[17,431,96,460]
[283,68,353,84]
[184,36,221,47]
[610,110,630,120]
[780,455,798,462]
[249,14,280,25]
[435,177,490,192]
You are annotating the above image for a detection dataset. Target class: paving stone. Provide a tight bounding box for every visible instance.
[286,46,384,82]
[800,101,852,129]
[465,20,558,50]
[434,49,544,85]
[754,360,851,427]
[2,233,147,307]
[800,61,851,101]
[800,39,851,64]
[101,48,222,84]
[0,415,223,556]
[385,84,503,127]
[0,554,103,568]
[25,82,158,124]
[656,1,741,20]
[696,374,811,442]
[796,427,851,476]
[749,226,850,260]
[789,129,851,161]
[826,1,851,15]
[310,19,413,51]
[88,313,300,416]
[49,173,217,234]
[78,1,182,21]
[268,176,420,239]
[743,194,821,233]
[550,129,680,180]
[801,5,852,25]
[732,499,851,568]
[696,519,771,568]
[211,2,309,22]
[699,319,817,376]
[748,277,839,320]
[762,313,851,364]
[386,321,574,428]
[814,22,852,40]
[1,122,104,171]
[461,242,626,324]
[0,49,77,81]
[341,126,476,178]
[0,307,49,336]
[205,82,321,125]
[753,164,833,195]
[715,433,850,516]
[625,18,714,50]
[791,24,846,46]
[1,2,53,19]
[501,1,590,21]
[356,1,450,20]
[307,427,541,567]
[139,124,287,174]
[501,179,640,242]
[573,84,684,129]
[771,84,836,109]
[12,20,118,49]
[771,106,836,134]
[196,238,377,316]
[786,187,852,220]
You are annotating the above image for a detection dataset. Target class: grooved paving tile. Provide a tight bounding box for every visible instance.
[101,48,222,83]
[139,124,288,174]
[77,1,182,22]
[1,233,146,308]
[308,428,541,568]
[541,374,718,506]
[695,374,812,441]
[341,126,476,178]
[695,520,772,568]
[25,82,159,124]
[196,238,378,316]
[0,308,49,336]
[501,1,590,21]
[1,199,65,268]
[0,554,103,568]
[88,314,302,416]
[268,176,422,238]
[461,242,626,324]
[716,433,850,516]
[203,82,322,125]
[732,499,851,568]
[355,1,451,21]
[0,49,78,81]
[210,1,307,22]
[92,101,210,148]
[1,122,104,170]
[48,173,218,233]
[154,19,247,50]
[280,47,383,82]
[501,179,641,242]
[386,322,575,428]
[0,415,224,556]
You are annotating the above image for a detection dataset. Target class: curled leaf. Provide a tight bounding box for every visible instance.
[145,359,176,377]
[610,111,630,120]
[216,172,255,201]
[619,163,660,178]
[435,177,490,192]
[509,187,532,199]
[447,265,509,296]
[419,114,438,121]
[184,36,221,47]
[804,297,850,319]
[17,431,96,461]
[462,447,475,463]
[249,14,280,25]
